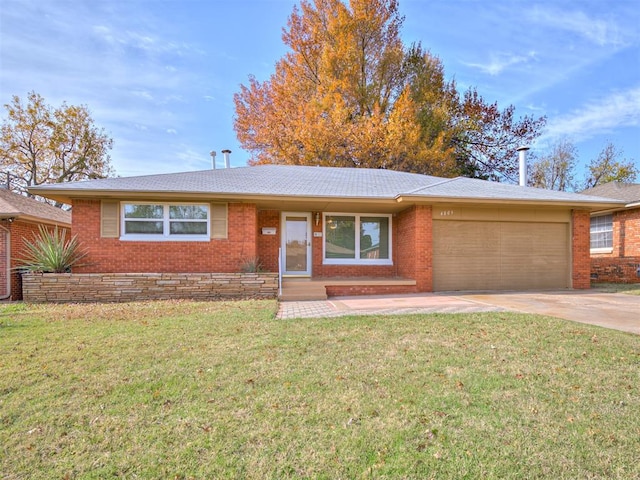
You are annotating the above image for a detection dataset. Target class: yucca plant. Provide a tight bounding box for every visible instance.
[239,256,264,273]
[16,225,88,273]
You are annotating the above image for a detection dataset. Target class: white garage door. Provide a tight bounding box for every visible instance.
[433,221,570,291]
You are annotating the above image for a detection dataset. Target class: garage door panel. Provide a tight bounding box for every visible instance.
[433,253,501,291]
[500,257,568,289]
[433,220,570,291]
[433,222,499,256]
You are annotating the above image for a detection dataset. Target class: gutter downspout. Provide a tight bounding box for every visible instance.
[0,221,11,300]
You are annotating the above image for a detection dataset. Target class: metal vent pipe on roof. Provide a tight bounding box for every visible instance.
[210,151,216,169]
[517,146,530,187]
[222,149,231,169]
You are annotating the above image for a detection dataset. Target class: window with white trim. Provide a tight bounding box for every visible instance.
[121,203,209,241]
[590,214,613,250]
[324,214,392,265]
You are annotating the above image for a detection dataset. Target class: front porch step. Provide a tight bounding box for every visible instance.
[279,277,418,301]
[280,279,328,301]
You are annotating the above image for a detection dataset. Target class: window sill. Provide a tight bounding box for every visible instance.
[590,247,613,255]
[323,259,393,266]
[120,235,210,242]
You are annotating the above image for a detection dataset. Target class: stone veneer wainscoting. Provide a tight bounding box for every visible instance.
[22,272,278,303]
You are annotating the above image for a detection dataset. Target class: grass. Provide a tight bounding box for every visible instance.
[1,300,639,479]
[592,282,640,295]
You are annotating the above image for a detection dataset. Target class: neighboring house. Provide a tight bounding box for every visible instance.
[30,165,620,300]
[0,188,72,300]
[582,182,640,283]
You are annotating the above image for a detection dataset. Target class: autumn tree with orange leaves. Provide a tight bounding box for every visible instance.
[234,0,545,181]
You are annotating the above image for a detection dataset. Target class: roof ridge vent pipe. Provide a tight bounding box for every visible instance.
[222,149,231,169]
[517,146,530,187]
[210,151,216,169]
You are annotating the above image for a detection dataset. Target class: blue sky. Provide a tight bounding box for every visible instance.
[1,0,638,180]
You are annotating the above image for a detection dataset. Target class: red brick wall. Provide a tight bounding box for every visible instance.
[572,209,591,289]
[311,213,399,279]
[71,199,258,274]
[592,257,640,283]
[590,207,640,283]
[257,210,280,272]
[326,285,417,296]
[0,226,7,298]
[67,202,593,293]
[257,210,423,292]
[304,206,431,291]
[257,208,431,293]
[395,207,415,282]
[621,208,640,257]
[396,205,432,292]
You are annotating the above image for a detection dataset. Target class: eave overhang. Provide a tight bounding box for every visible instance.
[396,194,625,211]
[0,213,71,227]
[30,187,625,213]
[589,200,640,215]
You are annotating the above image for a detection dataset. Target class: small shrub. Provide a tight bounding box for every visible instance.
[16,225,87,273]
[239,256,264,273]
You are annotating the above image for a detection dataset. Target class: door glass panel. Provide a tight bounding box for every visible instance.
[285,216,308,272]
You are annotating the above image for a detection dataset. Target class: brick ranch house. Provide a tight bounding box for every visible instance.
[30,165,621,301]
[0,188,71,300]
[582,182,640,283]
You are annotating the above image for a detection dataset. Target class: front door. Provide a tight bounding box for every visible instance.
[282,212,312,276]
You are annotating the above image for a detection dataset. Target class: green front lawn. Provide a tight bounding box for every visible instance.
[1,300,638,479]
[592,282,640,295]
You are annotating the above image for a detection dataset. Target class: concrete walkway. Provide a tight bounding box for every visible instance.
[277,290,640,335]
[277,293,508,320]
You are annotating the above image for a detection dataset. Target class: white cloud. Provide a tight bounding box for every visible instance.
[131,90,154,101]
[92,23,200,57]
[464,51,537,76]
[166,129,177,135]
[163,94,184,104]
[541,87,640,143]
[176,148,210,171]
[529,6,629,47]
[526,103,546,112]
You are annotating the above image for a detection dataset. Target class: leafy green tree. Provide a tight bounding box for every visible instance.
[583,142,638,189]
[0,91,114,199]
[529,139,578,191]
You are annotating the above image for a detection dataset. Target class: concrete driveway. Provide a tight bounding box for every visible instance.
[459,290,640,335]
[278,290,640,335]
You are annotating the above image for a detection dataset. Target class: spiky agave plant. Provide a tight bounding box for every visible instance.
[239,256,264,273]
[16,225,88,273]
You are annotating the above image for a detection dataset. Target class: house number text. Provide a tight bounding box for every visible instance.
[439,210,455,216]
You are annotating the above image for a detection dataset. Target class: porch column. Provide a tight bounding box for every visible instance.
[572,209,591,289]
[397,205,432,292]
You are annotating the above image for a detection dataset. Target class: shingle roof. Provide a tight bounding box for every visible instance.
[30,165,443,198]
[29,165,622,207]
[581,182,640,204]
[0,188,71,225]
[404,176,615,202]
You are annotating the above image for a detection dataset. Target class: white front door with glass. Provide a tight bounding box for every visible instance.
[282,213,312,276]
